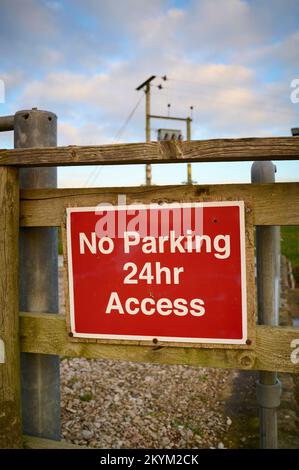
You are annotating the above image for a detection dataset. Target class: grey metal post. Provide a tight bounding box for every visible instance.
[0,114,14,131]
[14,108,60,440]
[251,161,281,449]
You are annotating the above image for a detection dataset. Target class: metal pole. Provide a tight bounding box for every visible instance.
[186,117,192,184]
[14,108,60,440]
[145,83,152,186]
[0,115,14,132]
[251,161,281,449]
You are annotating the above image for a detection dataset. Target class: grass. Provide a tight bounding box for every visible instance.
[79,392,93,402]
[281,226,299,269]
[199,374,209,381]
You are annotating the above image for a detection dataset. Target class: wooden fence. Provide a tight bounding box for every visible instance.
[0,136,299,448]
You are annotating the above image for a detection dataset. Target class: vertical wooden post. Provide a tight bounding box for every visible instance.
[0,166,22,448]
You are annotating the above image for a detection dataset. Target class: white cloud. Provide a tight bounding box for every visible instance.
[15,56,296,146]
[1,0,298,188]
[1,0,298,148]
[58,121,111,146]
[20,72,109,105]
[185,0,263,52]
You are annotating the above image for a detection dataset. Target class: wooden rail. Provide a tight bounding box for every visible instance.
[23,435,85,449]
[20,182,299,227]
[20,313,299,374]
[1,136,299,167]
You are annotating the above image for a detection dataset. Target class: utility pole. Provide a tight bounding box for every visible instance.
[145,82,151,186]
[186,117,192,184]
[136,76,156,186]
[136,76,194,185]
[152,114,193,184]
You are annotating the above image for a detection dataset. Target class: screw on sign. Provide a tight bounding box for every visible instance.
[66,202,248,345]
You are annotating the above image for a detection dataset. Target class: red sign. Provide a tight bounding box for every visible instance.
[66,202,248,345]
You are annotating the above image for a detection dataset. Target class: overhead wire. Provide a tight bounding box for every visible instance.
[82,74,285,187]
[156,77,291,112]
[152,86,291,114]
[113,92,144,142]
[82,92,144,188]
[158,75,245,87]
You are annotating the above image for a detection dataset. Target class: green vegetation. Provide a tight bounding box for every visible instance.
[79,392,93,402]
[281,226,299,268]
[58,228,63,255]
[68,376,79,386]
[199,374,209,381]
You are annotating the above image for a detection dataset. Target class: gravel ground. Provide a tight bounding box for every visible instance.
[59,261,299,449]
[59,263,233,449]
[60,359,233,449]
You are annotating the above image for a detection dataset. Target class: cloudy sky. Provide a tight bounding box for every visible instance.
[0,0,298,187]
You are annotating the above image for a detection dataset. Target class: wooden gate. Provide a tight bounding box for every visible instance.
[0,136,299,448]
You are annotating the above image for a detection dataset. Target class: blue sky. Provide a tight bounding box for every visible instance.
[0,0,298,187]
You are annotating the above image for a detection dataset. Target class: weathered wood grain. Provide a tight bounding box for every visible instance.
[20,183,299,227]
[23,435,86,449]
[20,312,299,374]
[1,137,299,167]
[0,167,22,449]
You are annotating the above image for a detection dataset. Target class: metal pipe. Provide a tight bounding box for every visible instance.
[0,115,14,132]
[14,108,60,440]
[251,161,281,449]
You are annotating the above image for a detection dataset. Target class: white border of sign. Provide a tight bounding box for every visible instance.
[66,201,247,345]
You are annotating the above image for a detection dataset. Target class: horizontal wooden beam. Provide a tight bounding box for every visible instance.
[1,137,299,167]
[149,114,190,122]
[20,312,299,374]
[23,435,85,449]
[20,183,299,227]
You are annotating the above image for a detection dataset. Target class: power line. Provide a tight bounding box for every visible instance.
[159,75,244,87]
[152,87,291,114]
[82,92,144,188]
[113,92,144,142]
[159,75,205,85]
